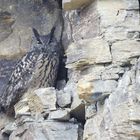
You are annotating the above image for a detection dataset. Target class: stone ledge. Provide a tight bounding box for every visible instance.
[63,0,93,10]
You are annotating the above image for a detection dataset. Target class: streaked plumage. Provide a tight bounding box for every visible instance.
[0,27,60,112]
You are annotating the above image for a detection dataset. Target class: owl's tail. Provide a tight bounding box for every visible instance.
[0,86,15,115]
[0,99,15,116]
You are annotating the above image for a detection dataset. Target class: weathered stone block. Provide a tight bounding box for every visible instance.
[63,1,100,43]
[14,98,30,117]
[0,113,14,131]
[10,121,80,140]
[63,0,93,10]
[97,0,125,28]
[2,122,16,135]
[66,38,112,69]
[56,90,71,108]
[77,78,117,103]
[28,88,57,114]
[112,40,140,63]
[48,109,71,121]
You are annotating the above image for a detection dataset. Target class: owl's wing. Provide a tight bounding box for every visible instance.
[0,50,39,109]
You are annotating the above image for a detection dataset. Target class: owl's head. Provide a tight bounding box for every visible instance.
[31,27,56,50]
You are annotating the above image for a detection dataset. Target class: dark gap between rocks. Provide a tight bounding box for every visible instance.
[56,0,68,90]
[55,0,85,126]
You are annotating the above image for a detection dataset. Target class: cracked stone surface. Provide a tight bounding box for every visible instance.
[63,0,140,140]
[0,0,140,140]
[66,38,112,69]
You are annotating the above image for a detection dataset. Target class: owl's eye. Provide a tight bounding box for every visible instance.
[37,39,42,44]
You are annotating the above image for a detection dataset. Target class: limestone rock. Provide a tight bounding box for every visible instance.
[14,98,30,117]
[77,80,94,102]
[77,78,117,103]
[43,121,79,140]
[102,65,124,80]
[63,0,93,10]
[92,80,118,93]
[66,38,112,69]
[48,109,70,121]
[63,1,99,43]
[83,117,98,140]
[85,104,96,119]
[15,88,57,118]
[0,27,32,59]
[97,0,124,27]
[0,11,15,42]
[28,88,57,114]
[104,26,127,42]
[80,65,105,80]
[1,122,16,135]
[56,90,71,108]
[112,40,140,63]
[127,26,140,39]
[0,132,9,140]
[10,121,80,140]
[124,0,139,9]
[83,61,140,140]
[63,0,140,139]
[0,113,14,131]
[15,116,35,126]
[9,126,29,140]
[104,25,140,42]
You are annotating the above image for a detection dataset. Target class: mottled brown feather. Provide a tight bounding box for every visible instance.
[0,27,60,113]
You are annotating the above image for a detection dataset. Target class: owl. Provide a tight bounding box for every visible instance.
[0,27,60,113]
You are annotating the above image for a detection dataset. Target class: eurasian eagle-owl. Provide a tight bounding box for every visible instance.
[0,27,60,113]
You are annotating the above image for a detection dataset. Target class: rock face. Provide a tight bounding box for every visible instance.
[66,38,112,69]
[0,0,140,140]
[2,87,83,140]
[9,121,80,140]
[63,0,140,140]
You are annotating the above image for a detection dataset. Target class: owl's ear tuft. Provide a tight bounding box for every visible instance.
[48,26,56,43]
[32,28,42,44]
